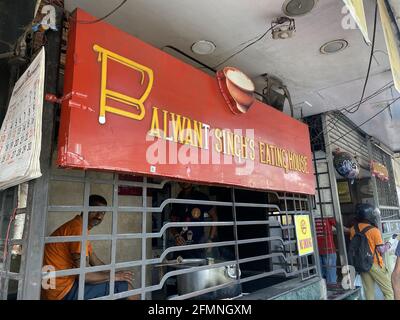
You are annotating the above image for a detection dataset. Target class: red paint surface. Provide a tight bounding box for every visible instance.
[58,9,315,195]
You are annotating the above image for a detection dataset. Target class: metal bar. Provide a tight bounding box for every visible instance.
[77,176,90,300]
[42,219,290,242]
[322,113,349,269]
[50,175,169,189]
[382,214,400,220]
[284,193,293,272]
[17,198,30,300]
[231,188,241,282]
[367,138,383,233]
[48,199,288,215]
[0,190,6,299]
[95,263,318,301]
[379,206,400,210]
[48,205,115,212]
[158,237,296,262]
[141,177,147,300]
[21,7,64,300]
[237,252,298,265]
[0,191,6,241]
[109,173,118,299]
[43,262,142,278]
[0,271,21,280]
[308,196,322,279]
[3,214,16,300]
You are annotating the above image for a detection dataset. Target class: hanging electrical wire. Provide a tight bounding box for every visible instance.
[310,81,394,143]
[325,96,400,149]
[346,1,378,114]
[212,25,276,69]
[308,1,382,143]
[76,0,128,24]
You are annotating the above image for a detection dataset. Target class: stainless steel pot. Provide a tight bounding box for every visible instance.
[172,262,240,295]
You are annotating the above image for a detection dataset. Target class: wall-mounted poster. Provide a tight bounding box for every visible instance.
[294,215,314,256]
[0,47,45,190]
[337,180,352,203]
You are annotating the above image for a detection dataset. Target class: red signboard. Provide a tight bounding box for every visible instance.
[58,9,315,195]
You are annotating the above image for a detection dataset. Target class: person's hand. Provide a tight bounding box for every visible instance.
[115,270,134,286]
[175,235,186,246]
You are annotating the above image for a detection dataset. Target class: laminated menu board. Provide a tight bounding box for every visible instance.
[0,47,45,190]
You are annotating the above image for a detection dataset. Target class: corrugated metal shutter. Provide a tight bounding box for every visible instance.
[371,144,400,220]
[326,112,369,165]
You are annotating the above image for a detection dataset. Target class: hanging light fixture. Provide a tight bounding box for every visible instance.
[191,40,216,55]
[282,0,317,16]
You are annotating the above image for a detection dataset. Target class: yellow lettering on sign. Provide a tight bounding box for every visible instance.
[214,128,223,153]
[193,120,203,149]
[171,113,187,144]
[93,44,153,124]
[249,139,255,161]
[149,107,160,138]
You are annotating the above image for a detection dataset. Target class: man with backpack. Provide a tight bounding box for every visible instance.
[348,203,393,300]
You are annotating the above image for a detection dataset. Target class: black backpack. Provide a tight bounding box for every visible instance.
[348,224,378,273]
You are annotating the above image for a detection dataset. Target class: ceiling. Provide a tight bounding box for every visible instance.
[65,0,400,152]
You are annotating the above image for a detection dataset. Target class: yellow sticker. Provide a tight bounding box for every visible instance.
[294,215,314,256]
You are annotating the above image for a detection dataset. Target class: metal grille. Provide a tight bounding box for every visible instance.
[42,169,318,300]
[0,187,20,300]
[326,112,369,163]
[372,144,400,220]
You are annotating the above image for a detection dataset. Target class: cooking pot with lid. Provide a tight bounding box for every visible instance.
[170,259,241,298]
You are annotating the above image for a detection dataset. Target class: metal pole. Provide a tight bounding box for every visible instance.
[21,7,64,299]
[230,188,240,280]
[141,177,147,300]
[109,174,118,298]
[367,137,383,233]
[308,195,322,279]
[322,113,349,269]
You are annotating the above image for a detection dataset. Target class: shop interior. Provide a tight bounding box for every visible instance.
[44,153,314,299]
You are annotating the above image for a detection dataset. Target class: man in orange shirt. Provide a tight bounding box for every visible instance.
[349,203,393,300]
[42,195,137,300]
